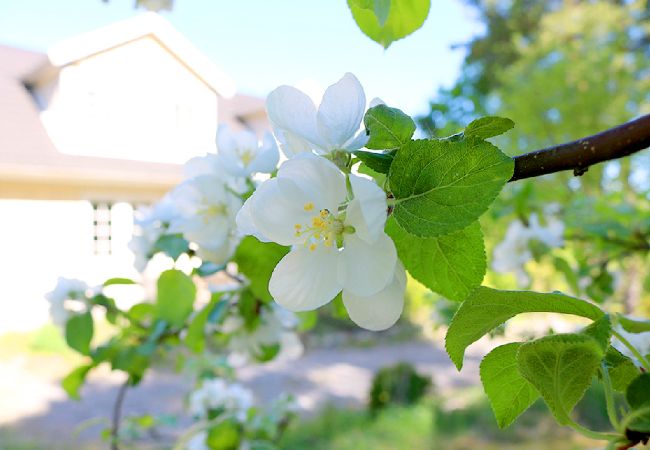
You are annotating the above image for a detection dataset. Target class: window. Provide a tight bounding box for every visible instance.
[92,202,112,255]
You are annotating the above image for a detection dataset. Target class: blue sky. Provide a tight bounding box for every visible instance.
[0,0,481,116]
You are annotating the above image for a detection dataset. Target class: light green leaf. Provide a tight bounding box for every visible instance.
[363,104,416,151]
[185,296,224,353]
[65,312,94,355]
[480,342,539,428]
[207,419,241,450]
[348,0,430,48]
[581,314,612,352]
[234,237,289,302]
[617,315,650,334]
[154,269,196,328]
[154,234,189,260]
[465,116,515,139]
[605,347,641,392]
[517,333,604,425]
[389,138,514,237]
[62,364,93,400]
[445,287,604,369]
[386,218,485,301]
[103,277,136,286]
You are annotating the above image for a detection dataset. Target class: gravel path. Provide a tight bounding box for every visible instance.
[1,339,485,448]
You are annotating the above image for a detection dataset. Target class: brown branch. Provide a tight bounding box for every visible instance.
[509,113,650,182]
[110,380,129,450]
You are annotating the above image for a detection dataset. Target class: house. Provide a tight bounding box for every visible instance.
[0,13,268,333]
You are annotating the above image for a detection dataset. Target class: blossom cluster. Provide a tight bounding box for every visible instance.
[45,277,97,328]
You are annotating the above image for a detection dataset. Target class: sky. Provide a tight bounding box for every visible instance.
[0,0,482,117]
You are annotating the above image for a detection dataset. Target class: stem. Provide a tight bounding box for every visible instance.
[600,363,621,432]
[110,380,129,450]
[566,416,620,442]
[171,416,227,450]
[509,113,650,182]
[612,329,650,372]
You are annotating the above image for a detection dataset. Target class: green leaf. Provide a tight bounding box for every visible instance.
[61,364,93,400]
[605,347,640,392]
[517,333,604,425]
[617,315,650,333]
[206,419,241,450]
[103,277,136,287]
[154,269,196,328]
[234,237,289,302]
[389,138,514,237]
[194,261,225,277]
[354,150,395,174]
[154,234,189,260]
[186,297,224,353]
[65,312,94,355]
[363,104,416,151]
[386,218,485,301]
[581,314,612,352]
[464,116,515,139]
[623,373,650,432]
[480,342,539,428]
[445,287,604,369]
[348,0,430,48]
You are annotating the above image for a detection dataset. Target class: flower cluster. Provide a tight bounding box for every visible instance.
[238,73,406,331]
[45,277,96,328]
[492,206,565,285]
[188,377,255,421]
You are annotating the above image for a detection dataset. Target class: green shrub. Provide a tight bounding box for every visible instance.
[368,362,432,413]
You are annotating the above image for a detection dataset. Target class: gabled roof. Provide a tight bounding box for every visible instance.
[46,12,236,98]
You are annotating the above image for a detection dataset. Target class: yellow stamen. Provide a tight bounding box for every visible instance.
[309,243,317,251]
[304,202,314,211]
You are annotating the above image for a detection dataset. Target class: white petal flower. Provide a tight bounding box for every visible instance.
[528,213,565,247]
[612,322,650,367]
[343,261,407,331]
[169,175,243,265]
[189,378,254,422]
[46,277,90,327]
[217,125,279,177]
[186,432,208,450]
[237,154,402,330]
[266,73,368,156]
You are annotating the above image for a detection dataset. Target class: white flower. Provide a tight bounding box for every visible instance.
[169,175,243,265]
[129,195,179,272]
[217,125,279,177]
[266,73,369,157]
[186,432,208,450]
[492,220,532,285]
[613,322,650,367]
[236,154,404,331]
[221,304,303,367]
[45,277,90,327]
[528,212,564,247]
[189,378,254,422]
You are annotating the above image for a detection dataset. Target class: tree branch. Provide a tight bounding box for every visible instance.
[110,380,129,450]
[509,113,650,182]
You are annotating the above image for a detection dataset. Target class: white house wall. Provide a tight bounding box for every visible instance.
[39,36,218,164]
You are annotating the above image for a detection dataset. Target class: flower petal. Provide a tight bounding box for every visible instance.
[269,246,344,311]
[248,177,313,246]
[342,232,397,296]
[184,154,224,179]
[317,73,366,149]
[272,126,313,158]
[277,154,347,213]
[236,197,271,242]
[266,85,325,149]
[247,132,279,174]
[346,174,387,243]
[343,261,406,331]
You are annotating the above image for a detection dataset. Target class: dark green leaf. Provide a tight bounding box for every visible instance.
[618,315,650,334]
[389,138,514,237]
[154,234,190,260]
[480,342,539,428]
[186,297,225,353]
[445,287,604,369]
[465,116,515,139]
[363,104,416,150]
[155,269,196,328]
[65,312,94,355]
[354,150,395,174]
[581,314,612,352]
[623,373,650,433]
[386,218,485,301]
[348,0,431,48]
[605,347,640,392]
[62,364,93,400]
[194,261,225,277]
[234,237,289,302]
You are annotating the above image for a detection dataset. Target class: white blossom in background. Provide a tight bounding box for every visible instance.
[237,153,406,331]
[217,124,279,177]
[169,175,243,265]
[129,195,179,272]
[45,277,91,327]
[492,207,565,286]
[188,378,254,422]
[266,73,369,157]
[220,304,304,367]
[613,322,650,367]
[186,432,208,450]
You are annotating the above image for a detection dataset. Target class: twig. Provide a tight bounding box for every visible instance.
[110,380,129,450]
[510,114,650,182]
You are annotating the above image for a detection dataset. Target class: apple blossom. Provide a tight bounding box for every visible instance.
[217,124,279,177]
[266,73,369,157]
[236,153,405,331]
[188,378,254,422]
[45,277,91,327]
